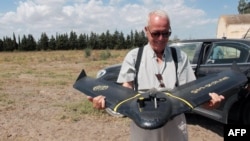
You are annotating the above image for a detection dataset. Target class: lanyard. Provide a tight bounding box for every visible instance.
[153,55,166,88]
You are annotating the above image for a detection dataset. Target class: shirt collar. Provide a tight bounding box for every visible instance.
[146,43,169,61]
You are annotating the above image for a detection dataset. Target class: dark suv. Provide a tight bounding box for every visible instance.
[96,38,250,125]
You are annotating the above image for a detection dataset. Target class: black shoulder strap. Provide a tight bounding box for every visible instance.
[170,47,178,71]
[170,47,179,86]
[134,47,144,91]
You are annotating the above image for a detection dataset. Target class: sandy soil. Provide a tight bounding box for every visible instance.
[0,51,224,141]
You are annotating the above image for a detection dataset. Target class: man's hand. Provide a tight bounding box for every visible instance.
[202,92,225,109]
[87,95,106,110]
[87,81,133,110]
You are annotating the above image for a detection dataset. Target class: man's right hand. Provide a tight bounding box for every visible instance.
[87,95,106,110]
[87,81,133,110]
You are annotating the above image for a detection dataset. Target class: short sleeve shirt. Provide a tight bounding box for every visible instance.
[117,43,196,90]
[117,43,196,141]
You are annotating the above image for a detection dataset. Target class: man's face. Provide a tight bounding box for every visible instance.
[145,14,171,53]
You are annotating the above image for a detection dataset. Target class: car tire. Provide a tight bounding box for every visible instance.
[105,108,125,118]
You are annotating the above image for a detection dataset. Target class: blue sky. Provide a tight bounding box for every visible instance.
[0,0,240,40]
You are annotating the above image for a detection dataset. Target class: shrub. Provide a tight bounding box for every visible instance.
[84,47,92,58]
[100,49,111,60]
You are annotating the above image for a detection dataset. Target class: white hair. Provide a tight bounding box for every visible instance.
[147,10,171,26]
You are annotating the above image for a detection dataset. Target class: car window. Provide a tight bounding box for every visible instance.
[170,42,202,64]
[206,42,250,64]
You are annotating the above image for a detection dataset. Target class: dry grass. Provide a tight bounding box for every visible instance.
[0,50,223,141]
[0,50,128,120]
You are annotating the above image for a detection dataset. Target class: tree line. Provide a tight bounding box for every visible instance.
[0,30,148,52]
[1,0,249,52]
[238,0,250,14]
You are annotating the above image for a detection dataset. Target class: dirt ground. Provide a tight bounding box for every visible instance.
[0,51,224,141]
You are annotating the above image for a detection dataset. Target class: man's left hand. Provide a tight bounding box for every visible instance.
[202,92,225,109]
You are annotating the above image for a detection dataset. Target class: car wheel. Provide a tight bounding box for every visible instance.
[105,108,125,118]
[241,100,250,124]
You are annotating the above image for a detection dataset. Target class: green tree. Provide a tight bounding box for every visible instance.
[12,33,18,50]
[78,33,87,49]
[105,30,112,49]
[2,35,18,51]
[99,32,107,49]
[37,32,49,50]
[134,30,147,48]
[0,39,3,51]
[125,35,132,49]
[112,30,120,49]
[238,0,250,14]
[48,35,56,50]
[130,30,135,47]
[19,34,36,51]
[118,32,125,49]
[56,34,69,50]
[69,31,78,50]
[3,37,15,51]
[88,32,99,49]
[27,34,37,51]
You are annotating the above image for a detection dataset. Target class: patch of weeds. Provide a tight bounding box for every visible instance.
[3,57,11,62]
[62,99,105,121]
[40,58,48,63]
[0,72,18,78]
[60,54,66,61]
[0,93,15,106]
[84,47,92,58]
[100,49,111,60]
[25,70,35,74]
[39,81,51,86]
[111,53,120,59]
[59,115,67,120]
[57,81,68,86]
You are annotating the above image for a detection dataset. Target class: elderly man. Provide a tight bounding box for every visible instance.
[88,10,224,141]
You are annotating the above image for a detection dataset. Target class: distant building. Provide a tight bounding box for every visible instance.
[217,14,250,39]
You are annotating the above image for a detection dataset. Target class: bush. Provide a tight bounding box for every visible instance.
[100,49,111,60]
[84,47,92,58]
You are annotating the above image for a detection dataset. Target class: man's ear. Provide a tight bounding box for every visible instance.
[144,26,148,37]
[169,26,172,32]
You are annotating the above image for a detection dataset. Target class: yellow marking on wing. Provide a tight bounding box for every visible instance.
[164,92,194,109]
[191,76,229,94]
[114,93,141,112]
[93,85,109,91]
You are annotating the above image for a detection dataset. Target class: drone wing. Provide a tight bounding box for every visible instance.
[73,70,138,109]
[73,68,247,129]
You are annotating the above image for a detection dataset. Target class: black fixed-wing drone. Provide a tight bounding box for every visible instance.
[73,65,248,130]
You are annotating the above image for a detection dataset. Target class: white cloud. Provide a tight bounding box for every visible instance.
[0,0,217,40]
[33,0,67,5]
[109,0,123,5]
